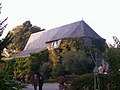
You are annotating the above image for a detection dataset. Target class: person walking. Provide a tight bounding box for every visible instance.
[37,73,44,90]
[30,74,39,90]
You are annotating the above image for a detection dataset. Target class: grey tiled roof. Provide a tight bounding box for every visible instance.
[46,20,104,42]
[16,20,105,57]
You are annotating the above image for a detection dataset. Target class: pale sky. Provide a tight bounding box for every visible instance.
[1,0,120,44]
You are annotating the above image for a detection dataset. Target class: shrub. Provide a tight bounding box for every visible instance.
[71,73,94,90]
[71,72,120,90]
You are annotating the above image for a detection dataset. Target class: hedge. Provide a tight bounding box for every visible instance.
[71,72,120,90]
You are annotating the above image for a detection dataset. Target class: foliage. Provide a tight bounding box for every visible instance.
[0,32,13,59]
[62,50,94,75]
[53,64,66,77]
[56,38,79,61]
[50,37,106,66]
[0,3,26,89]
[28,50,51,79]
[71,73,94,90]
[13,57,30,78]
[71,37,120,90]
[0,58,27,90]
[0,70,25,90]
[71,72,120,90]
[28,50,49,74]
[0,3,8,37]
[49,37,106,77]
[1,57,29,77]
[4,21,45,57]
[107,72,120,90]
[103,46,120,72]
[1,50,50,82]
[0,3,8,59]
[92,38,106,52]
[101,37,120,89]
[40,62,52,79]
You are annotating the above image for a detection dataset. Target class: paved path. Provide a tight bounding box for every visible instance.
[23,83,59,90]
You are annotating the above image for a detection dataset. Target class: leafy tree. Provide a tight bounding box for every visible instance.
[0,32,13,59]
[0,3,8,60]
[4,21,45,57]
[104,45,120,72]
[102,37,120,73]
[49,37,106,76]
[60,50,94,75]
[49,37,106,67]
[28,50,49,74]
[0,4,8,37]
[0,3,25,90]
[2,50,51,81]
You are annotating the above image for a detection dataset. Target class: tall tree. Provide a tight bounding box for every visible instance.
[28,50,49,74]
[3,21,45,57]
[0,3,25,90]
[0,3,8,36]
[0,3,8,60]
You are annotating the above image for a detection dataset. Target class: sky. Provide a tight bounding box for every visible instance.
[1,0,120,44]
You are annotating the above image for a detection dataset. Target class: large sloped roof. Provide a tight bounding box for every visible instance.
[16,20,105,57]
[46,20,104,42]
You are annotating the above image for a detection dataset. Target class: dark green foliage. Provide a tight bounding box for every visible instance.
[0,70,25,90]
[0,32,12,59]
[104,48,120,72]
[52,37,105,77]
[1,50,50,82]
[71,74,94,90]
[4,59,16,75]
[0,3,8,37]
[41,62,52,79]
[92,39,106,52]
[0,3,26,89]
[23,21,32,27]
[100,72,120,90]
[71,71,120,90]
[55,50,94,77]
[0,59,26,90]
[0,3,8,59]
[1,57,30,79]
[54,64,66,77]
[62,51,94,75]
[29,50,49,74]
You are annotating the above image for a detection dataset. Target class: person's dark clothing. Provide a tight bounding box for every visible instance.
[37,74,43,90]
[30,74,38,90]
[30,74,43,90]
[21,76,25,83]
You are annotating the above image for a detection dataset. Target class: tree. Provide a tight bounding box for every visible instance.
[0,3,8,36]
[0,3,8,60]
[104,43,120,72]
[49,37,106,78]
[0,3,25,90]
[61,50,94,75]
[28,50,49,74]
[3,21,45,57]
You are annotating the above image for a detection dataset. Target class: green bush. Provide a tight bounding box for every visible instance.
[0,65,26,90]
[71,72,120,90]
[71,73,94,90]
[2,50,50,81]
